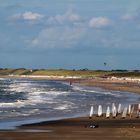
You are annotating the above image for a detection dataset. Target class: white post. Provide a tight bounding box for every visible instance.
[98,105,102,117]
[112,103,117,117]
[89,106,94,118]
[117,104,122,114]
[106,106,110,118]
[138,104,140,110]
[122,107,127,118]
[128,104,131,115]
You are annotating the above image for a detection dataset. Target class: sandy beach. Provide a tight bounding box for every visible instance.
[76,78,140,94]
[1,116,140,140]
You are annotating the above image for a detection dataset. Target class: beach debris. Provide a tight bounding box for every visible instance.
[98,105,102,117]
[128,104,131,115]
[117,104,122,114]
[122,107,127,118]
[90,124,99,128]
[89,106,94,119]
[106,106,110,118]
[112,103,117,118]
[88,124,99,128]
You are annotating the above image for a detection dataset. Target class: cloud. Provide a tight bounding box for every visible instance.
[31,26,85,49]
[121,2,140,21]
[11,11,81,26]
[121,11,140,21]
[89,17,110,28]
[121,14,136,20]
[12,11,44,21]
[47,11,80,25]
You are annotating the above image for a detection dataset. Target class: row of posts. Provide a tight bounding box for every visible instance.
[89,103,140,119]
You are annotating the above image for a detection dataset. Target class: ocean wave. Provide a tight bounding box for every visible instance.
[4,83,33,93]
[0,89,71,108]
[0,100,25,108]
[26,91,71,106]
[0,78,139,124]
[72,85,121,97]
[0,78,5,80]
[54,104,72,110]
[29,91,69,95]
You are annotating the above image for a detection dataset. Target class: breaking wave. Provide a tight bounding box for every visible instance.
[72,85,121,97]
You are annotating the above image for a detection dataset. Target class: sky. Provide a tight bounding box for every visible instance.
[0,0,140,70]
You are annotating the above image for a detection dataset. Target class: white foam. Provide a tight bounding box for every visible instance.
[0,89,70,108]
[5,82,33,93]
[0,100,25,108]
[23,91,69,106]
[73,86,121,97]
[54,104,72,110]
[27,90,71,106]
[0,78,5,80]
[29,91,69,95]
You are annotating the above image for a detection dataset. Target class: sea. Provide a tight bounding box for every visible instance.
[0,78,140,129]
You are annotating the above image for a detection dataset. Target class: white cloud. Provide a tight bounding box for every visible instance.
[47,11,80,24]
[12,11,44,21]
[122,14,134,20]
[89,17,110,28]
[121,13,137,21]
[22,12,44,20]
[121,1,140,21]
[31,26,85,49]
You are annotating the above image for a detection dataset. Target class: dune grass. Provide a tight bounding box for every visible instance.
[30,70,111,77]
[0,69,15,75]
[0,68,139,78]
[0,69,110,77]
[107,72,140,78]
[0,68,30,75]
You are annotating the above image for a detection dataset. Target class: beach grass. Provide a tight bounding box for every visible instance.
[0,68,140,78]
[107,71,140,78]
[30,70,111,77]
[0,68,111,77]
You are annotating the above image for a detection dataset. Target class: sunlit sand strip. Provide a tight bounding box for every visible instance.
[9,74,83,79]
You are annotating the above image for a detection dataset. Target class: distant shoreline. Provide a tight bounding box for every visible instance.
[78,77,140,95]
[0,74,140,94]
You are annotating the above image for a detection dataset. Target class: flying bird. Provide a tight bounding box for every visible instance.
[104,62,107,66]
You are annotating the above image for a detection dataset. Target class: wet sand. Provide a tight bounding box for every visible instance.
[1,116,140,140]
[77,78,140,94]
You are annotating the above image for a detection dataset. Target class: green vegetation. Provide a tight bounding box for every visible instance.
[0,68,30,75]
[0,68,15,75]
[30,70,111,77]
[0,68,139,78]
[0,68,110,77]
[107,71,140,78]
